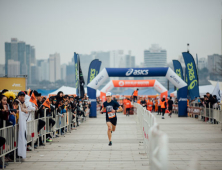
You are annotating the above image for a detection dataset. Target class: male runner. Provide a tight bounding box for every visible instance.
[100,92,123,146]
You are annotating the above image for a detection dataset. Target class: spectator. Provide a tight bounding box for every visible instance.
[56,91,64,107]
[17,91,29,159]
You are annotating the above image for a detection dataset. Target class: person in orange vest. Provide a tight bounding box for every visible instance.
[161,98,167,119]
[124,98,132,116]
[137,97,141,104]
[157,97,162,115]
[155,98,158,112]
[132,88,139,102]
[146,98,153,112]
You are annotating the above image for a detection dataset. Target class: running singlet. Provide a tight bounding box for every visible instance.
[103,100,120,119]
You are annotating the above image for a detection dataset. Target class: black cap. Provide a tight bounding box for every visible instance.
[36,93,41,97]
[18,91,25,96]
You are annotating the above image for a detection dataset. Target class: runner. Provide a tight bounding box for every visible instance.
[100,92,123,146]
[168,97,174,117]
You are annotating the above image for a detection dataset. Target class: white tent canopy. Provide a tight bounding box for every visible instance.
[170,85,222,98]
[49,86,100,97]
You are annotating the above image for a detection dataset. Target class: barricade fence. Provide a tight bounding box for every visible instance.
[0,108,82,169]
[173,103,222,130]
[134,103,168,170]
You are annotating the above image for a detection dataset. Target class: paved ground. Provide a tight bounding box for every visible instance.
[7,112,222,170]
[156,113,222,170]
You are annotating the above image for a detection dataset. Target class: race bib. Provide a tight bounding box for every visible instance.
[108,112,116,118]
[106,105,116,119]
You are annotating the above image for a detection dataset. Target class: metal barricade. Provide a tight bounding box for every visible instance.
[134,103,168,169]
[0,121,18,168]
[149,124,168,170]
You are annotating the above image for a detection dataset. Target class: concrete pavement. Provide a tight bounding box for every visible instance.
[7,112,222,170]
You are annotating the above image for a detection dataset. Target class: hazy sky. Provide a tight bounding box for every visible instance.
[0,0,221,66]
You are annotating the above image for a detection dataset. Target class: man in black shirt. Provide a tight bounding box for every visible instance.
[168,97,173,117]
[100,92,123,146]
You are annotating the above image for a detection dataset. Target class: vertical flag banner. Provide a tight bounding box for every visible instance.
[173,60,184,99]
[212,82,221,102]
[172,60,184,80]
[87,59,102,84]
[74,52,79,96]
[78,54,85,98]
[182,52,200,100]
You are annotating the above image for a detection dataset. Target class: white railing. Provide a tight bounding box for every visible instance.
[134,103,168,170]
[0,108,78,169]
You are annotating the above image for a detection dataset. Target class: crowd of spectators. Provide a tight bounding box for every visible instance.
[0,89,91,167]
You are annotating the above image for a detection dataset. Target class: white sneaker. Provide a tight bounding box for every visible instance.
[162,116,165,119]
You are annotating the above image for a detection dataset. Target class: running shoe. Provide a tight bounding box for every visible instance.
[46,138,52,142]
[108,141,112,146]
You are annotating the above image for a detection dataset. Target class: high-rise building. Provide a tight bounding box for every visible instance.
[144,44,167,67]
[4,38,33,84]
[0,64,5,76]
[7,60,20,76]
[198,58,207,70]
[61,64,67,81]
[144,44,167,87]
[49,53,61,82]
[66,62,75,86]
[5,42,11,75]
[11,38,18,61]
[208,54,221,73]
[26,45,31,84]
[49,55,55,82]
[31,65,39,83]
[37,59,49,82]
[18,41,27,75]
[110,50,125,68]
[31,46,36,65]
[79,54,93,82]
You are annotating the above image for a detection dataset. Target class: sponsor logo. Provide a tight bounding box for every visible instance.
[126,69,149,76]
[170,75,180,84]
[12,83,21,87]
[126,69,134,76]
[90,69,96,83]
[179,98,187,101]
[95,75,104,85]
[176,69,182,79]
[187,62,197,90]
[119,81,124,86]
[90,99,96,102]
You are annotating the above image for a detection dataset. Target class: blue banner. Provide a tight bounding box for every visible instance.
[106,67,168,77]
[172,60,184,80]
[74,52,79,96]
[182,52,200,100]
[87,59,102,84]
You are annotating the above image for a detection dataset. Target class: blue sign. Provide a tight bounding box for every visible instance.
[106,67,168,77]
[182,52,200,100]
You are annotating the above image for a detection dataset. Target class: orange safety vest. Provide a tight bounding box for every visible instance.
[125,100,132,108]
[133,90,138,96]
[137,100,141,104]
[161,101,166,108]
[158,99,161,106]
[147,100,153,110]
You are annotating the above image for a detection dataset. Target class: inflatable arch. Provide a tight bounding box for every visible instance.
[100,79,168,102]
[87,67,187,117]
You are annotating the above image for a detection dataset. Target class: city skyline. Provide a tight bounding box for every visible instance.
[0,0,221,66]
